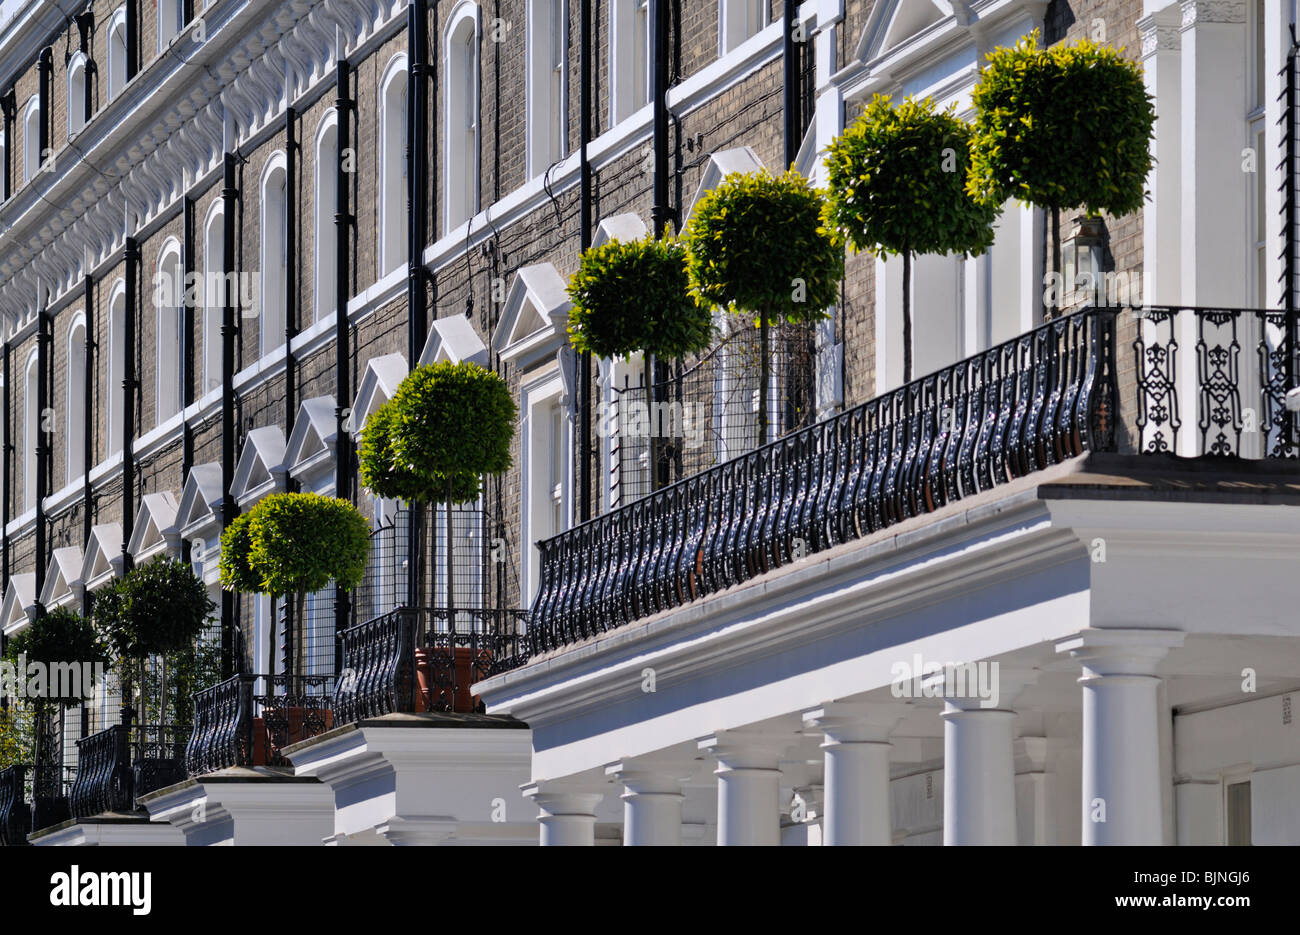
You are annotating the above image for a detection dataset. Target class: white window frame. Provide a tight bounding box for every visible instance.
[520,370,571,605]
[314,110,339,322]
[526,0,567,177]
[67,51,88,136]
[378,54,409,277]
[158,0,183,51]
[155,238,184,424]
[444,2,481,232]
[22,96,39,184]
[66,312,87,485]
[22,349,38,512]
[203,201,224,396]
[107,7,129,101]
[719,0,766,56]
[259,151,289,357]
[611,0,651,125]
[106,278,127,457]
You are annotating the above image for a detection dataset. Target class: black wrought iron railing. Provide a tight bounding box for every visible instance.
[69,723,190,819]
[334,607,528,723]
[527,305,1298,656]
[0,763,76,845]
[185,674,333,775]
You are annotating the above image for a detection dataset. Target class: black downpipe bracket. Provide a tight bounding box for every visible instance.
[34,305,49,613]
[220,153,239,678]
[334,60,353,654]
[578,0,592,522]
[121,237,138,574]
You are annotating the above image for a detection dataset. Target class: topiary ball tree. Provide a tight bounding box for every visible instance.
[684,168,844,445]
[362,361,516,615]
[966,32,1155,315]
[4,607,107,707]
[825,94,999,383]
[567,235,712,490]
[219,492,370,678]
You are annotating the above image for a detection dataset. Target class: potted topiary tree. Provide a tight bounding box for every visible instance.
[567,235,713,488]
[825,94,999,383]
[219,492,369,756]
[966,32,1155,315]
[684,168,843,445]
[358,360,515,711]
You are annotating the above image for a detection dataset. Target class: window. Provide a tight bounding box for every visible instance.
[445,5,479,231]
[1226,780,1251,846]
[527,0,566,175]
[23,351,37,512]
[68,53,88,135]
[379,56,408,276]
[67,316,87,484]
[108,9,128,100]
[158,0,184,50]
[260,154,288,355]
[22,97,39,184]
[522,376,569,603]
[315,113,339,322]
[203,203,223,395]
[155,240,183,423]
[107,281,126,456]
[721,0,765,54]
[612,0,650,124]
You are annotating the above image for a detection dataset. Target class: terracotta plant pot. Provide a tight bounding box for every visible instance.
[414,646,483,713]
[252,707,335,766]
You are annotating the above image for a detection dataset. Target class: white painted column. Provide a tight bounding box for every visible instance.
[606,765,685,846]
[699,732,788,846]
[1057,629,1184,846]
[1138,11,1182,306]
[803,703,905,846]
[942,704,1017,845]
[523,783,605,847]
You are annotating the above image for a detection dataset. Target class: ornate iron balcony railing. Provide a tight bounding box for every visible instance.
[0,763,72,844]
[185,674,333,775]
[527,305,1298,657]
[70,723,190,819]
[334,607,528,724]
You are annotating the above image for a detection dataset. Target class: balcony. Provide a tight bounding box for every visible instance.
[69,723,189,819]
[184,674,333,775]
[0,764,75,844]
[527,306,1299,657]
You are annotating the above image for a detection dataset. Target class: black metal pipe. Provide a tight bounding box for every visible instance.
[649,0,671,490]
[783,2,798,168]
[83,274,94,549]
[125,0,139,80]
[221,152,239,678]
[34,305,48,611]
[180,197,195,562]
[334,60,353,654]
[578,0,592,522]
[406,2,429,612]
[1,92,13,199]
[1287,41,1298,449]
[121,237,138,573]
[37,48,51,170]
[285,106,298,489]
[2,340,9,594]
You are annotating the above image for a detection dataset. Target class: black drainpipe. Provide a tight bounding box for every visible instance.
[649,0,671,490]
[1,92,14,198]
[180,197,195,563]
[37,49,51,169]
[285,106,298,491]
[2,339,9,595]
[220,152,239,678]
[407,2,428,612]
[34,305,49,613]
[125,0,139,80]
[578,0,592,522]
[334,60,353,654]
[121,237,138,574]
[82,275,94,550]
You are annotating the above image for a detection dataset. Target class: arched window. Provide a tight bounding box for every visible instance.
[203,202,223,395]
[67,315,87,484]
[23,350,37,512]
[527,0,566,175]
[68,53,88,135]
[379,56,408,276]
[611,0,650,124]
[155,239,183,423]
[158,0,183,50]
[107,281,126,456]
[0,133,7,200]
[721,0,766,54]
[22,97,40,184]
[260,153,288,355]
[444,6,479,231]
[315,112,339,322]
[108,9,128,100]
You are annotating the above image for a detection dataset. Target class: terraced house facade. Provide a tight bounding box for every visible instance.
[0,0,1296,845]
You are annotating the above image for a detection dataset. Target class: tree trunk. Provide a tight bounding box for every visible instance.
[445,477,455,635]
[758,309,770,447]
[644,354,660,491]
[1051,205,1061,318]
[902,251,913,384]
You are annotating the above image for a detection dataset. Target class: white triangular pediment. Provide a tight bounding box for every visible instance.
[128,491,181,562]
[418,315,490,368]
[39,547,84,610]
[231,426,288,508]
[492,264,571,370]
[286,396,339,483]
[80,524,124,593]
[855,0,954,65]
[684,146,766,224]
[592,213,649,247]
[352,353,410,432]
[1,573,36,636]
[177,463,224,538]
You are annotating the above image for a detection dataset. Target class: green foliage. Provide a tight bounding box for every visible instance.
[375,361,516,504]
[95,556,216,659]
[0,704,33,768]
[567,236,713,358]
[3,608,107,706]
[825,94,999,259]
[966,32,1155,216]
[219,492,370,596]
[684,168,843,326]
